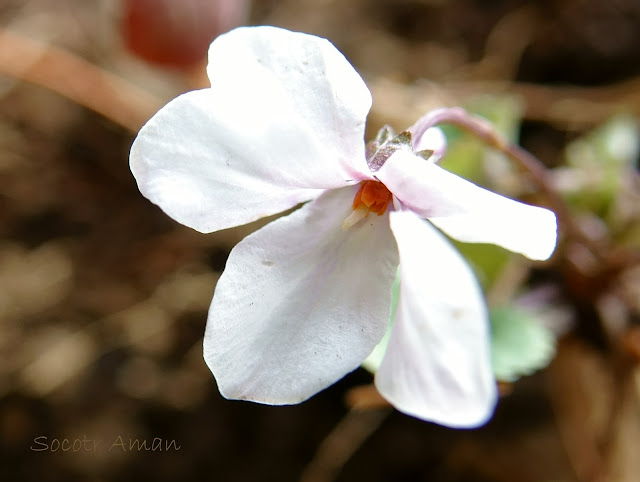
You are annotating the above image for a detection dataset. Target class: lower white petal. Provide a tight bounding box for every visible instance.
[205,186,399,404]
[376,151,557,260]
[375,211,497,427]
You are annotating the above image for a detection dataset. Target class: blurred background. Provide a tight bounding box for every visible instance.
[0,0,639,481]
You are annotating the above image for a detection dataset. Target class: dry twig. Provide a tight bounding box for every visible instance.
[0,27,163,132]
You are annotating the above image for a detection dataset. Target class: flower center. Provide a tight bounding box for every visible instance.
[353,180,393,214]
[342,180,392,230]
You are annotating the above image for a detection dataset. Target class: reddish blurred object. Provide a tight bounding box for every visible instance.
[122,0,249,69]
[622,326,640,362]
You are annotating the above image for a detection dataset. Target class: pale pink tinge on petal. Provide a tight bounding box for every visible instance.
[375,210,497,427]
[376,150,557,260]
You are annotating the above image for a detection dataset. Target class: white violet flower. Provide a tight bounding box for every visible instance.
[130,26,557,427]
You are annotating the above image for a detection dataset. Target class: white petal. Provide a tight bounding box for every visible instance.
[207,25,372,182]
[376,151,557,260]
[375,211,497,427]
[412,126,447,162]
[204,186,399,404]
[130,91,317,232]
[130,26,373,233]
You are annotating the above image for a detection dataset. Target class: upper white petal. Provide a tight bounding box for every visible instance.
[376,150,557,260]
[130,26,373,233]
[206,26,373,182]
[375,211,497,427]
[204,186,399,404]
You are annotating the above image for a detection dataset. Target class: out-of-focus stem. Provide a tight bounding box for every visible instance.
[300,407,390,482]
[0,27,164,132]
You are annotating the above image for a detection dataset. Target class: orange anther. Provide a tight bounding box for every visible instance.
[352,180,392,215]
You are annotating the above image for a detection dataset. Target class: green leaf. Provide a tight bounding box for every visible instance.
[452,241,512,289]
[566,114,639,169]
[490,305,556,382]
[438,136,486,182]
[465,94,524,143]
[361,269,400,373]
[439,94,524,183]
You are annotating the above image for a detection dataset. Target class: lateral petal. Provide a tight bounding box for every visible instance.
[376,150,557,260]
[205,186,399,404]
[375,210,497,427]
